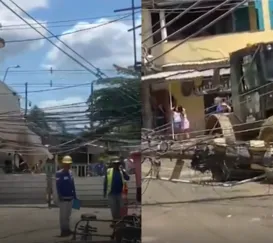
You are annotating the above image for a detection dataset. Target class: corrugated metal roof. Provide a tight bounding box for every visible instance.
[162,58,229,68]
[142,70,194,81]
[166,68,230,80]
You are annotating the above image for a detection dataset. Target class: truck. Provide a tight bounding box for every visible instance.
[192,42,273,181]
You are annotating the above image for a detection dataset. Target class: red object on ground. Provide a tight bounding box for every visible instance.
[120,183,128,217]
[129,151,141,188]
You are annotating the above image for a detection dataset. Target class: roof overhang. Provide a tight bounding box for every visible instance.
[161,58,230,71]
[141,70,195,82]
[142,68,230,83]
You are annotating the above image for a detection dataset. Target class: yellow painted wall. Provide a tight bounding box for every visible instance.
[169,81,205,132]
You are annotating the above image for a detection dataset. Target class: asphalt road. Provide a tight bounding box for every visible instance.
[142,158,211,180]
[1,164,273,243]
[142,179,273,243]
[0,207,113,243]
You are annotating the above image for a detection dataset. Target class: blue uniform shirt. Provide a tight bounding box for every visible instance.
[56,169,76,200]
[103,168,130,196]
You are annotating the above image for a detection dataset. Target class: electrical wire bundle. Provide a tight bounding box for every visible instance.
[0,0,142,165]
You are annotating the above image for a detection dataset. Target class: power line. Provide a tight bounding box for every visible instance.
[148,0,232,49]
[4,0,140,105]
[1,19,133,30]
[142,0,203,42]
[5,14,133,43]
[8,0,107,79]
[149,0,247,63]
[0,0,110,78]
[0,82,92,95]
[1,13,134,28]
[0,69,116,73]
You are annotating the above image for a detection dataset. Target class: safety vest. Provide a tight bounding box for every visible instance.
[106,168,126,194]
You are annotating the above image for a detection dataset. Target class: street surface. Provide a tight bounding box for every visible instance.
[0,207,113,243]
[142,179,273,243]
[142,158,211,180]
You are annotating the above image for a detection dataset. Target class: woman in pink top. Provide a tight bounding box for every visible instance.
[178,106,190,139]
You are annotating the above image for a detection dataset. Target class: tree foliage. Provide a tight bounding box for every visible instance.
[87,75,141,139]
[27,105,67,142]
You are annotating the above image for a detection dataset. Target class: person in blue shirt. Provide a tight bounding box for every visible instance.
[56,155,77,237]
[103,158,130,223]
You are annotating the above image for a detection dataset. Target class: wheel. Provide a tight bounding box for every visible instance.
[259,116,273,144]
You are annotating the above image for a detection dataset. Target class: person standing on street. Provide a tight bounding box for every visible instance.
[103,158,130,225]
[56,155,77,237]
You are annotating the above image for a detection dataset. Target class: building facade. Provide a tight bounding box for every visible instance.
[0,82,52,170]
[142,0,273,132]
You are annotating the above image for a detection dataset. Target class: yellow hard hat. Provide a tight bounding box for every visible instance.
[62,155,72,164]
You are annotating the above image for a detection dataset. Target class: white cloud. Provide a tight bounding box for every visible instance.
[0,0,49,61]
[43,15,141,71]
[39,96,87,115]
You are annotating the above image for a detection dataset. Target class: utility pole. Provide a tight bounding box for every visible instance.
[131,0,137,68]
[114,2,140,69]
[90,81,94,129]
[24,82,28,117]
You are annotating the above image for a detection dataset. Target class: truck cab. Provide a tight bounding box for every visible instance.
[230,42,273,123]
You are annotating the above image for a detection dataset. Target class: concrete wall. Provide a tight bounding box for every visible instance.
[0,82,52,167]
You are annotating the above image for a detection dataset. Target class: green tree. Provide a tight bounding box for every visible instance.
[87,75,141,139]
[27,105,67,138]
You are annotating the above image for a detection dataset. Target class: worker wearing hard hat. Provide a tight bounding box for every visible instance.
[56,155,77,237]
[103,158,130,224]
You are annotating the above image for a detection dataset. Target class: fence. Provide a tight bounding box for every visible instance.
[0,173,137,207]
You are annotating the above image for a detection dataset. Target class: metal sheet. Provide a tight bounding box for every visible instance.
[142,70,193,81]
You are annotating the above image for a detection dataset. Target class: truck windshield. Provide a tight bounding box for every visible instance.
[240,54,260,91]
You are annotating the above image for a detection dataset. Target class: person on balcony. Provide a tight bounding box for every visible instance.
[178,106,190,139]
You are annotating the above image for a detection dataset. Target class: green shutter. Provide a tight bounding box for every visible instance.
[234,7,250,32]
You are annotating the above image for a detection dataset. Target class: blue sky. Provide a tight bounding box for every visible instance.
[0,0,141,111]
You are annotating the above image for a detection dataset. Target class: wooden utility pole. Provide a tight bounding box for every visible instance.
[114,2,141,69]
[24,82,28,117]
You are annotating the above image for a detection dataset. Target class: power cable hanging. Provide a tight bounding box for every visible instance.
[149,0,247,63]
[5,14,134,43]
[141,1,187,36]
[1,0,122,79]
[4,0,140,103]
[1,13,133,28]
[142,0,204,43]
[148,0,233,49]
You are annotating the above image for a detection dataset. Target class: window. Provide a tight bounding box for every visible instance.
[151,12,162,44]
